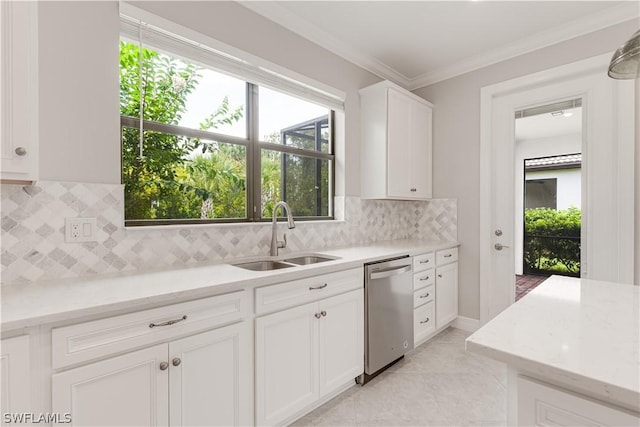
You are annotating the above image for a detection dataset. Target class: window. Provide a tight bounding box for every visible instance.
[119,18,337,226]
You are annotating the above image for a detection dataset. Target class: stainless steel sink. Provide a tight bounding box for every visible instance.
[283,255,337,265]
[233,260,295,271]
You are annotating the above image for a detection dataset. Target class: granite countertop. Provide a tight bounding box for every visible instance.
[466,275,640,412]
[1,239,458,331]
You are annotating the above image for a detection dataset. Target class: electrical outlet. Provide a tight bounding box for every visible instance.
[65,218,97,243]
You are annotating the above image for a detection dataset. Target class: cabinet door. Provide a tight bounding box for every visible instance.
[256,302,319,426]
[52,344,168,426]
[410,101,432,199]
[169,322,251,427]
[386,88,412,198]
[318,289,364,397]
[1,2,38,181]
[435,262,458,327]
[1,336,31,424]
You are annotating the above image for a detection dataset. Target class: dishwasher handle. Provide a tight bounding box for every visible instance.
[369,264,412,280]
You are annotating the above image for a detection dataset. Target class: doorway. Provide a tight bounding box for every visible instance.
[514,101,583,300]
[479,53,635,325]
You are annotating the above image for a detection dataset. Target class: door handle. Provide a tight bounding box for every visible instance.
[370,265,412,280]
[494,243,510,251]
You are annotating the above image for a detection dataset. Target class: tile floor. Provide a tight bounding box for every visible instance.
[515,274,550,301]
[291,328,507,426]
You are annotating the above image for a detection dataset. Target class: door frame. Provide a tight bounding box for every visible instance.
[479,53,635,325]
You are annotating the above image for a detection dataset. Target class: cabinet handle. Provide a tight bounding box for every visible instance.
[420,318,430,324]
[314,312,322,319]
[309,283,328,290]
[159,362,169,371]
[410,188,417,192]
[14,147,27,156]
[419,293,430,299]
[149,315,187,328]
[172,357,181,367]
[419,259,430,264]
[438,274,443,278]
[321,310,327,317]
[444,254,453,258]
[419,276,430,281]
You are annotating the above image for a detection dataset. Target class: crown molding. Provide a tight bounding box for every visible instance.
[238,1,411,88]
[238,1,638,92]
[408,2,639,89]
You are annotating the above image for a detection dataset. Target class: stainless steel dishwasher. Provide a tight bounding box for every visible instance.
[358,255,413,385]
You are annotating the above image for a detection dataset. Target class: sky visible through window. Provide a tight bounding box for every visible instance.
[178,67,328,143]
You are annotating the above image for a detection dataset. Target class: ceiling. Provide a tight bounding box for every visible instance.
[240,1,639,90]
[515,107,582,141]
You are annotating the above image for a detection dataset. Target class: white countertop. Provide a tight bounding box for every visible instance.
[466,275,640,412]
[1,239,457,331]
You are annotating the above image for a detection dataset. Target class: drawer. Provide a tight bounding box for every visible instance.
[413,268,434,290]
[436,247,458,265]
[413,285,435,308]
[414,302,435,341]
[52,290,247,369]
[255,267,363,315]
[413,252,434,272]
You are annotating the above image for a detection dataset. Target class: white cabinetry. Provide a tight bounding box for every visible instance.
[518,376,639,426]
[360,81,433,200]
[1,335,32,425]
[435,248,458,328]
[52,292,251,426]
[255,269,363,426]
[1,1,38,182]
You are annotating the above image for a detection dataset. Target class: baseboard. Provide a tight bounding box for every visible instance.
[452,316,480,332]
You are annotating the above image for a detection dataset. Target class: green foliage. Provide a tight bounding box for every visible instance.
[523,207,581,275]
[120,41,244,220]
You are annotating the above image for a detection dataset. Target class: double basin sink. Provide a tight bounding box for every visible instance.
[233,254,339,271]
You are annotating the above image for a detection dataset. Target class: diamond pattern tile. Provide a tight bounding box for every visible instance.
[0,181,457,286]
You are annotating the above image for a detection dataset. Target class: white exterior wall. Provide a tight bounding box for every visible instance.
[525,168,581,211]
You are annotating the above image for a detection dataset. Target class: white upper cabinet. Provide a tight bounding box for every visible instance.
[1,1,38,182]
[360,81,433,200]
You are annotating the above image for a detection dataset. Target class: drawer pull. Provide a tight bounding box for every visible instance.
[321,310,327,317]
[419,259,430,264]
[444,254,453,258]
[172,357,181,367]
[314,312,322,319]
[410,188,417,192]
[419,276,430,281]
[149,315,187,328]
[159,362,169,371]
[309,283,328,290]
[419,293,430,299]
[420,318,430,324]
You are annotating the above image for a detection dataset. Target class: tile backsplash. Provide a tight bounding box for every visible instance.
[0,181,456,286]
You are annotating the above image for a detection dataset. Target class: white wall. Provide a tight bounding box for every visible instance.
[514,132,581,274]
[36,1,380,195]
[414,19,638,319]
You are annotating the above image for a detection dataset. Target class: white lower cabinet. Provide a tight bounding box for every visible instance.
[52,321,251,427]
[256,288,363,426]
[435,261,458,328]
[52,344,169,426]
[1,335,32,426]
[518,376,639,426]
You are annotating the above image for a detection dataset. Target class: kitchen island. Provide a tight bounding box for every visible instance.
[466,275,639,426]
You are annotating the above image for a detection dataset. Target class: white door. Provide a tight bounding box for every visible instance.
[52,344,169,426]
[435,263,458,327]
[169,323,251,427]
[318,289,363,397]
[387,88,412,198]
[480,55,635,324]
[1,336,31,425]
[410,100,432,199]
[255,302,319,426]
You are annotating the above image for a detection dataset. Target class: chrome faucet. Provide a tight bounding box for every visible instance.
[270,201,295,256]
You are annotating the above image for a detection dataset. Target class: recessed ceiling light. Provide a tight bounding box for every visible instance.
[563,111,573,117]
[551,111,563,117]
